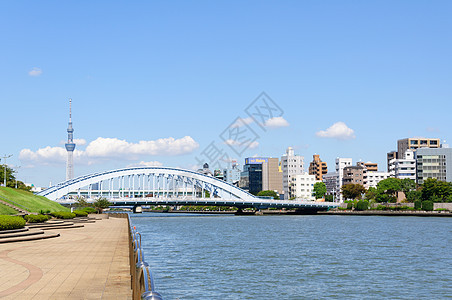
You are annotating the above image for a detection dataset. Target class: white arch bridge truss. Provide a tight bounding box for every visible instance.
[37,167,338,210]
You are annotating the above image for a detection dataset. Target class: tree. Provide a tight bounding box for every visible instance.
[420,178,452,202]
[376,178,402,202]
[0,164,15,187]
[341,184,366,200]
[365,187,378,201]
[313,182,327,199]
[257,190,279,199]
[93,197,111,213]
[75,196,91,208]
[400,178,416,194]
[405,190,421,203]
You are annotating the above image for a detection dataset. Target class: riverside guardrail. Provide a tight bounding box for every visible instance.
[108,212,163,300]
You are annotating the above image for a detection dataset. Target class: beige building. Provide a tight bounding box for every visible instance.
[262,158,283,195]
[308,154,328,181]
[398,138,440,156]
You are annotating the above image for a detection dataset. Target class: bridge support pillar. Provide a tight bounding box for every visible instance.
[133,205,143,214]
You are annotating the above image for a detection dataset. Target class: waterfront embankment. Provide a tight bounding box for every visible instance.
[0,216,131,299]
[318,210,452,217]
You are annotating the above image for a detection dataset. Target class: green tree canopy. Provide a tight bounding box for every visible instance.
[376,178,402,202]
[365,187,378,201]
[421,178,452,202]
[341,184,366,200]
[0,164,16,187]
[257,190,279,199]
[313,182,327,199]
[93,197,111,213]
[400,178,416,194]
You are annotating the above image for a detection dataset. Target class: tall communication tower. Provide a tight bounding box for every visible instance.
[65,99,76,180]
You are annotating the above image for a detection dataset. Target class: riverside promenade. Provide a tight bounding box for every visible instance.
[0,216,132,299]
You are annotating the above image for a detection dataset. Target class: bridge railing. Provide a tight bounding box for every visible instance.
[108,212,163,300]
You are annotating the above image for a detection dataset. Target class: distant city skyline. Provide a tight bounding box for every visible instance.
[1,1,451,187]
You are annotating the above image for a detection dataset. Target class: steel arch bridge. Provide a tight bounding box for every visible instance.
[37,166,338,210]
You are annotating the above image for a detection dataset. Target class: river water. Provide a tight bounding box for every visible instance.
[131,213,452,299]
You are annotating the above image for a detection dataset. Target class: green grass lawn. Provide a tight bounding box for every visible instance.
[0,203,19,215]
[0,187,69,213]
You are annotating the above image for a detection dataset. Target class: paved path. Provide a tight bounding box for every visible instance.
[0,217,132,299]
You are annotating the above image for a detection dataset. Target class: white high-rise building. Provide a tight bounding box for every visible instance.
[290,173,318,201]
[335,158,352,201]
[389,149,416,181]
[281,147,304,199]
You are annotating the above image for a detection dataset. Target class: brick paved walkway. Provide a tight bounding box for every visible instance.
[0,217,131,299]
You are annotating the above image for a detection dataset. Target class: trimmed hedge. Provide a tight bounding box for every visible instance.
[355,200,369,211]
[73,210,88,217]
[24,214,50,223]
[51,212,76,219]
[421,200,434,211]
[414,200,422,210]
[0,215,26,230]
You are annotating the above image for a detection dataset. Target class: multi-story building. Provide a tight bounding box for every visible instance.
[343,165,366,186]
[389,149,416,181]
[308,154,328,181]
[387,138,441,172]
[240,157,282,195]
[290,173,317,201]
[357,161,378,172]
[281,147,304,199]
[335,158,352,201]
[223,160,241,185]
[416,147,452,184]
[323,172,337,197]
[366,171,389,189]
[398,138,440,157]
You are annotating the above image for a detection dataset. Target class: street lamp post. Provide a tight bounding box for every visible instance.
[2,154,12,187]
[15,166,21,189]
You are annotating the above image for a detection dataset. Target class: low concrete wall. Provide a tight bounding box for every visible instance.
[434,203,452,210]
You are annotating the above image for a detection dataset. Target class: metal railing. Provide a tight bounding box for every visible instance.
[109,212,163,300]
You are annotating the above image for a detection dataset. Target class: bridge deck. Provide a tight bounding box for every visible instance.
[0,217,131,299]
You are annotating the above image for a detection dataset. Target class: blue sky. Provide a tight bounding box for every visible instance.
[1,1,451,187]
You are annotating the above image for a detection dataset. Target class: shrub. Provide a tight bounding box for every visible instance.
[72,210,88,217]
[414,200,422,210]
[0,215,26,230]
[346,202,354,210]
[24,214,50,223]
[51,212,76,219]
[421,200,434,211]
[435,208,449,212]
[82,207,96,214]
[355,200,369,211]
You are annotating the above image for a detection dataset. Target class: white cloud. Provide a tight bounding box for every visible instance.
[19,136,199,166]
[74,138,87,146]
[264,117,289,128]
[127,161,163,168]
[28,67,42,77]
[230,117,254,128]
[316,122,356,140]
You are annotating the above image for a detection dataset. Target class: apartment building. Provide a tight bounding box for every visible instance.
[308,154,328,181]
[281,147,304,199]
